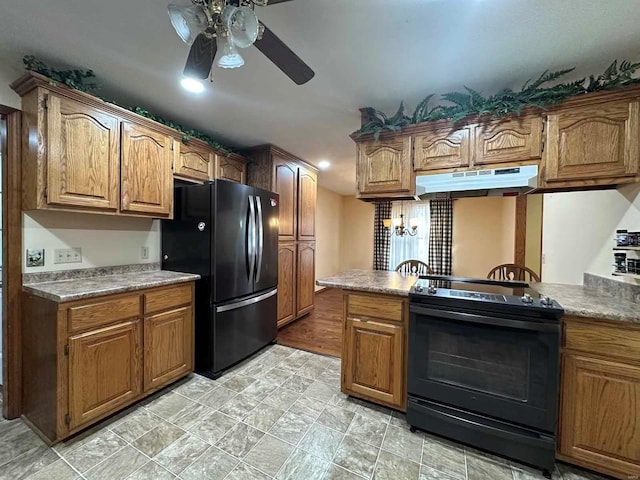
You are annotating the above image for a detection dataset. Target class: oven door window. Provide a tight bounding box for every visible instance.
[408,313,559,432]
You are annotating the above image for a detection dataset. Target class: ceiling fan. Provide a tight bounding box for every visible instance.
[168,0,314,85]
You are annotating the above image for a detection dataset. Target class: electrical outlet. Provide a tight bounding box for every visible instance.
[54,248,82,264]
[141,246,149,260]
[26,249,45,267]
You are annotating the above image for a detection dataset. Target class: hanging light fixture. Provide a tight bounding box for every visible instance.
[384,202,418,237]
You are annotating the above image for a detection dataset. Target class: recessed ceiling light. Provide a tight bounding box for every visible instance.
[318,160,330,170]
[180,77,204,93]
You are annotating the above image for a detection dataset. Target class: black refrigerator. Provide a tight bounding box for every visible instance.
[161,180,279,379]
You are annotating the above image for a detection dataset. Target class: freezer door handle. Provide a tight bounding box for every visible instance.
[215,288,277,313]
[247,196,256,284]
[255,195,264,283]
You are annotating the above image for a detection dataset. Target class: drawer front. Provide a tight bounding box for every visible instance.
[143,284,193,315]
[67,295,141,332]
[563,317,640,360]
[346,293,404,323]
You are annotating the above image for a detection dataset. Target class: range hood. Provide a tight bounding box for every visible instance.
[416,165,539,199]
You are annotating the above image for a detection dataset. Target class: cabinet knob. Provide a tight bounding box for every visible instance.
[163,254,169,261]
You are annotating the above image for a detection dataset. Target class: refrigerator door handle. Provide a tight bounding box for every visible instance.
[255,195,264,283]
[247,196,256,284]
[215,288,277,313]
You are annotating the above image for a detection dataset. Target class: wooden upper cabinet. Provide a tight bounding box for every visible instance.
[544,99,640,184]
[277,242,296,327]
[121,122,173,218]
[144,306,193,391]
[343,316,404,409]
[296,241,316,318]
[474,116,542,166]
[45,93,120,211]
[414,127,471,172]
[68,319,142,430]
[174,140,212,182]
[273,157,298,241]
[357,136,414,196]
[560,352,640,478]
[297,166,317,240]
[216,154,246,184]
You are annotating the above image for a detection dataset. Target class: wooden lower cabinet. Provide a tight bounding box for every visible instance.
[22,282,195,444]
[68,320,142,430]
[296,241,316,318]
[144,306,193,391]
[341,292,407,411]
[277,242,296,327]
[558,317,640,479]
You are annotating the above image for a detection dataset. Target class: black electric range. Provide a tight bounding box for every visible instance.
[410,275,563,320]
[407,275,564,477]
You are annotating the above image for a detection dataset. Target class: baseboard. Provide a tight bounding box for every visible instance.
[315,286,330,294]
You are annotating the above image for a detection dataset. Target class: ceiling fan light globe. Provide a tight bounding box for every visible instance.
[228,6,259,48]
[168,4,208,45]
[216,36,245,69]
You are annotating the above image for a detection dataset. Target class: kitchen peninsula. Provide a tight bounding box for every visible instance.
[317,269,640,479]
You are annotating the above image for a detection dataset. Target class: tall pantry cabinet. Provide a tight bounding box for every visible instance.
[244,145,318,328]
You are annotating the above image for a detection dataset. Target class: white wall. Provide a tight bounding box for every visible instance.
[23,211,161,273]
[542,183,640,285]
[0,65,22,109]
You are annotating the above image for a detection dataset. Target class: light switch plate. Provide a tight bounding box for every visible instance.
[54,248,82,264]
[26,249,45,267]
[141,246,149,260]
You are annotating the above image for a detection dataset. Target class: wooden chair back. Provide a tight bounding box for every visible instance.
[395,260,434,276]
[486,263,541,283]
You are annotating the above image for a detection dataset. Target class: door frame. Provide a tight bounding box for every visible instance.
[1,105,22,419]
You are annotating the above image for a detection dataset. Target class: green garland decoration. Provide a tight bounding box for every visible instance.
[23,55,233,155]
[356,59,640,140]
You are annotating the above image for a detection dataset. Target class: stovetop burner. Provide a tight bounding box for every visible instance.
[410,275,563,318]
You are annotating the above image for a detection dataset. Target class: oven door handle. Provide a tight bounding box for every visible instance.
[410,305,560,332]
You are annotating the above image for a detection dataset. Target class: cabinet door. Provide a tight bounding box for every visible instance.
[277,242,296,328]
[216,154,246,184]
[559,353,640,478]
[413,127,471,172]
[343,317,404,408]
[121,122,173,217]
[144,306,193,391]
[357,137,414,195]
[296,241,316,318]
[68,320,142,430]
[544,100,640,183]
[273,158,298,241]
[474,116,542,166]
[297,166,317,240]
[45,93,119,211]
[174,141,212,182]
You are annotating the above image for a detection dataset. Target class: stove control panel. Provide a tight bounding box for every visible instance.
[521,293,534,304]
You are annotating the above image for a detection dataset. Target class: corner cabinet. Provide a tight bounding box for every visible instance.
[558,316,640,479]
[356,136,415,198]
[542,99,640,188]
[342,292,407,411]
[21,283,195,444]
[244,145,318,328]
[121,122,173,217]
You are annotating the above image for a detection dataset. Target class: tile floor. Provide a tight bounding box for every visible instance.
[0,345,609,480]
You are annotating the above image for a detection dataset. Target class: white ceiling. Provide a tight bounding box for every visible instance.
[2,0,640,194]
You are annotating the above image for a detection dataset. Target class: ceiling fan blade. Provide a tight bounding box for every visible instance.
[254,24,314,85]
[183,33,217,79]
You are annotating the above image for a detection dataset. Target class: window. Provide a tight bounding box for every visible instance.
[388,201,430,271]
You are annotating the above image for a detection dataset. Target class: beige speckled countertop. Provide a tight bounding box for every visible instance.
[316,269,418,296]
[24,270,201,302]
[533,282,640,324]
[316,269,639,324]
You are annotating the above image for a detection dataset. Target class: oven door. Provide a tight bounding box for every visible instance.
[408,304,560,433]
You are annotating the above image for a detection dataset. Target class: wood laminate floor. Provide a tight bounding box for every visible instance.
[277,288,343,358]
